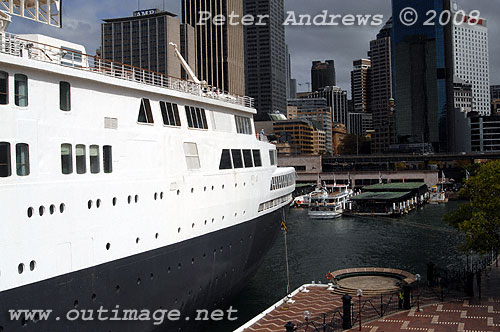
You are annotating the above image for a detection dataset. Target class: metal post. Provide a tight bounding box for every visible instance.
[415,274,421,312]
[357,289,363,331]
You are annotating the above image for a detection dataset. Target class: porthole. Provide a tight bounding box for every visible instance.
[91,294,97,301]
[137,278,141,285]
[29,260,36,271]
[115,285,120,293]
[49,205,55,215]
[154,192,158,200]
[222,216,225,221]
[243,210,246,215]
[127,195,132,204]
[150,273,154,280]
[204,186,207,191]
[235,183,237,188]
[167,267,171,273]
[88,200,93,209]
[234,212,237,217]
[211,218,214,223]
[18,263,24,274]
[27,207,33,218]
[39,206,45,216]
[211,186,214,191]
[73,300,79,308]
[244,182,246,187]
[96,199,101,208]
[136,237,140,244]
[134,195,138,203]
[192,223,195,229]
[191,258,195,265]
[177,227,181,233]
[177,263,182,270]
[191,188,194,193]
[21,318,27,326]
[155,233,159,239]
[222,184,225,190]
[112,197,117,206]
[204,220,207,225]
[60,203,65,213]
[177,190,180,196]
[106,243,111,250]
[160,192,164,199]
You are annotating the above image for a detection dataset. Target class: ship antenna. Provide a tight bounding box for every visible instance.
[169,42,204,86]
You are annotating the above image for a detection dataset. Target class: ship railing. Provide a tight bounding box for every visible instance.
[0,32,255,109]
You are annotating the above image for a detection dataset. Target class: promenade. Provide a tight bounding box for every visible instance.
[351,256,500,332]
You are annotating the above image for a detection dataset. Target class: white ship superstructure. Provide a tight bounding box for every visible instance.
[0,32,295,331]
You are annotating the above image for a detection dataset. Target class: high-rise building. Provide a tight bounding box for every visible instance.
[492,85,500,115]
[182,0,245,96]
[351,59,371,113]
[307,86,348,127]
[101,10,194,78]
[286,45,297,99]
[392,0,455,152]
[369,18,396,153]
[245,0,287,119]
[287,98,333,154]
[491,85,500,100]
[452,11,490,115]
[273,119,324,155]
[311,60,336,92]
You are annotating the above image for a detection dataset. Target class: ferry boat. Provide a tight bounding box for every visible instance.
[0,27,296,332]
[308,184,351,219]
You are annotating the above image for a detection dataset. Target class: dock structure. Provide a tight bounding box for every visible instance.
[346,183,428,216]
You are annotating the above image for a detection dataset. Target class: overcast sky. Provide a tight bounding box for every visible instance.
[8,0,500,96]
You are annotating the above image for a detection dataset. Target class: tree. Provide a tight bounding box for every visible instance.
[444,161,500,255]
[338,134,371,155]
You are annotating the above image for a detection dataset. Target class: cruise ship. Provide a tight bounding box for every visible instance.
[0,20,295,332]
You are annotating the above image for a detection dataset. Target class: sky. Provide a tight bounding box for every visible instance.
[7,0,500,96]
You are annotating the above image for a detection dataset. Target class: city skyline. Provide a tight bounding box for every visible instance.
[6,0,500,98]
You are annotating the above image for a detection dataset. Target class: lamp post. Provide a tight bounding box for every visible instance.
[357,289,363,331]
[415,274,421,312]
[303,310,311,328]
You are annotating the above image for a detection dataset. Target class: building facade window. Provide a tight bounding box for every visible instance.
[60,81,71,111]
[0,142,11,177]
[183,142,201,170]
[138,98,154,124]
[90,145,100,174]
[15,143,30,176]
[235,115,253,135]
[103,145,113,173]
[0,71,8,105]
[76,144,86,174]
[219,149,232,170]
[61,144,73,175]
[160,101,181,126]
[14,74,28,107]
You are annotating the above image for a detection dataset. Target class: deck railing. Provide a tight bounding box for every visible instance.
[0,32,254,109]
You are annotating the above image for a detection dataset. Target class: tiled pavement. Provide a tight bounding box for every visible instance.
[349,257,500,332]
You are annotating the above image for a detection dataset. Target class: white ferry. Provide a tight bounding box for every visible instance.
[0,24,295,331]
[308,184,352,219]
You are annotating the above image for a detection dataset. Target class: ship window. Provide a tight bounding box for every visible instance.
[219,149,232,170]
[0,142,11,177]
[183,142,200,170]
[90,145,100,174]
[252,150,262,167]
[185,106,208,129]
[0,71,8,105]
[242,149,253,168]
[14,74,28,107]
[231,150,243,169]
[138,98,154,124]
[61,144,73,175]
[235,116,252,135]
[269,150,276,166]
[76,144,86,174]
[103,145,113,173]
[60,81,71,111]
[160,101,181,126]
[16,143,30,176]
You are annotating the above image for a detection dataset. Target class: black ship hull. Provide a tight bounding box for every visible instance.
[0,207,286,332]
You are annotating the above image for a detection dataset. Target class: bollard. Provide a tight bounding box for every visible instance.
[403,284,411,310]
[427,262,435,287]
[342,294,352,330]
[466,271,474,297]
[284,321,295,332]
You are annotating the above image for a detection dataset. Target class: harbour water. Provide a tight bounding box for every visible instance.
[207,201,465,332]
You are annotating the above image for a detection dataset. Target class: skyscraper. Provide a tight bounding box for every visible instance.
[245,0,287,119]
[101,10,194,78]
[452,11,490,115]
[369,18,396,153]
[311,60,336,92]
[392,0,454,152]
[351,59,371,114]
[307,86,348,127]
[182,0,245,96]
